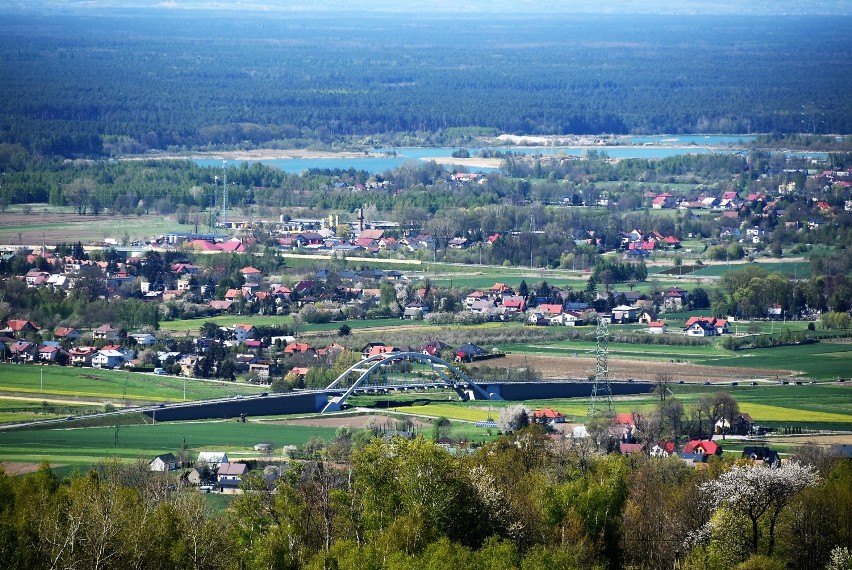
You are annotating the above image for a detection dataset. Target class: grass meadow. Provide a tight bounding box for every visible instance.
[0,420,337,477]
[0,364,265,405]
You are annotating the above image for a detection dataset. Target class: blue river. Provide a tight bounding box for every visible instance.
[195,135,827,174]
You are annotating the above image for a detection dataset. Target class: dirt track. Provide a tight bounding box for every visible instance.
[261,413,433,430]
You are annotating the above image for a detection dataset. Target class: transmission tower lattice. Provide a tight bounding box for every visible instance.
[588,319,613,416]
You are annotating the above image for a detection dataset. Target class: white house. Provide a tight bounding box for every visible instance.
[149,453,178,472]
[611,305,637,323]
[130,333,157,346]
[684,321,715,337]
[196,451,229,469]
[648,321,668,334]
[92,349,127,369]
[232,324,255,342]
[549,311,585,326]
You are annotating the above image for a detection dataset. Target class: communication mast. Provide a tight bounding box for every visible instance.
[220,160,228,227]
[209,175,218,231]
[588,319,613,416]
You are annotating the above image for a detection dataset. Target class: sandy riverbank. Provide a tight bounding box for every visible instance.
[424,156,504,169]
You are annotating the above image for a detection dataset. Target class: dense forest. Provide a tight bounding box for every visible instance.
[1,12,851,157]
[1,430,850,570]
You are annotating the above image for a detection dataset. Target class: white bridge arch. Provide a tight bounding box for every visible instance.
[322,351,502,413]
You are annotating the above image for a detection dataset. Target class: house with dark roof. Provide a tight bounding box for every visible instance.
[150,453,179,472]
[684,320,716,337]
[455,343,488,362]
[742,447,780,468]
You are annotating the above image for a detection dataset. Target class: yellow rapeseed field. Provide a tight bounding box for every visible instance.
[739,403,852,424]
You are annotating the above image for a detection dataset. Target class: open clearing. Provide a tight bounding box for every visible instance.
[0,208,184,244]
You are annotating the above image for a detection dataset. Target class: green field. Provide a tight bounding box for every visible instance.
[158,314,295,334]
[691,260,811,278]
[0,420,337,476]
[0,364,265,405]
[0,398,101,424]
[428,274,588,290]
[692,342,852,379]
[1,382,849,475]
[501,335,852,380]
[0,206,195,243]
[157,314,429,335]
[353,383,852,428]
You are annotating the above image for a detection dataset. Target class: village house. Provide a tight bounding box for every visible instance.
[129,332,157,346]
[682,439,722,458]
[53,327,82,342]
[196,451,229,470]
[232,324,255,342]
[9,341,37,362]
[69,346,98,366]
[93,324,121,341]
[179,354,201,377]
[149,453,179,472]
[549,311,584,326]
[92,347,132,369]
[38,344,66,363]
[649,441,677,458]
[684,316,730,335]
[531,407,567,424]
[217,462,249,493]
[662,287,688,312]
[284,342,315,356]
[3,320,40,338]
[239,266,262,283]
[611,305,637,323]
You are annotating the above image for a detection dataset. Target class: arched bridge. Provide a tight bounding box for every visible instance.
[322,352,503,413]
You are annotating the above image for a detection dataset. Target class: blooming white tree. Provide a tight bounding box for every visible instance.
[827,546,852,570]
[497,405,530,434]
[691,461,820,557]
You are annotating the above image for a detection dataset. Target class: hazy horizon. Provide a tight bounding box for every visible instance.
[4,0,851,16]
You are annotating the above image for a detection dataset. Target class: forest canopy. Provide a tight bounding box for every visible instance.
[0,12,850,157]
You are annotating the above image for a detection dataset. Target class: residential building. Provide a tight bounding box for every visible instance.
[150,453,179,472]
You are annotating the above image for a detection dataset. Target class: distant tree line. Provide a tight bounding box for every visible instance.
[1,14,851,158]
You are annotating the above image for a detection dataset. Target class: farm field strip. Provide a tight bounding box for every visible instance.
[384,404,494,422]
[0,421,339,467]
[0,364,265,403]
[737,403,852,423]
